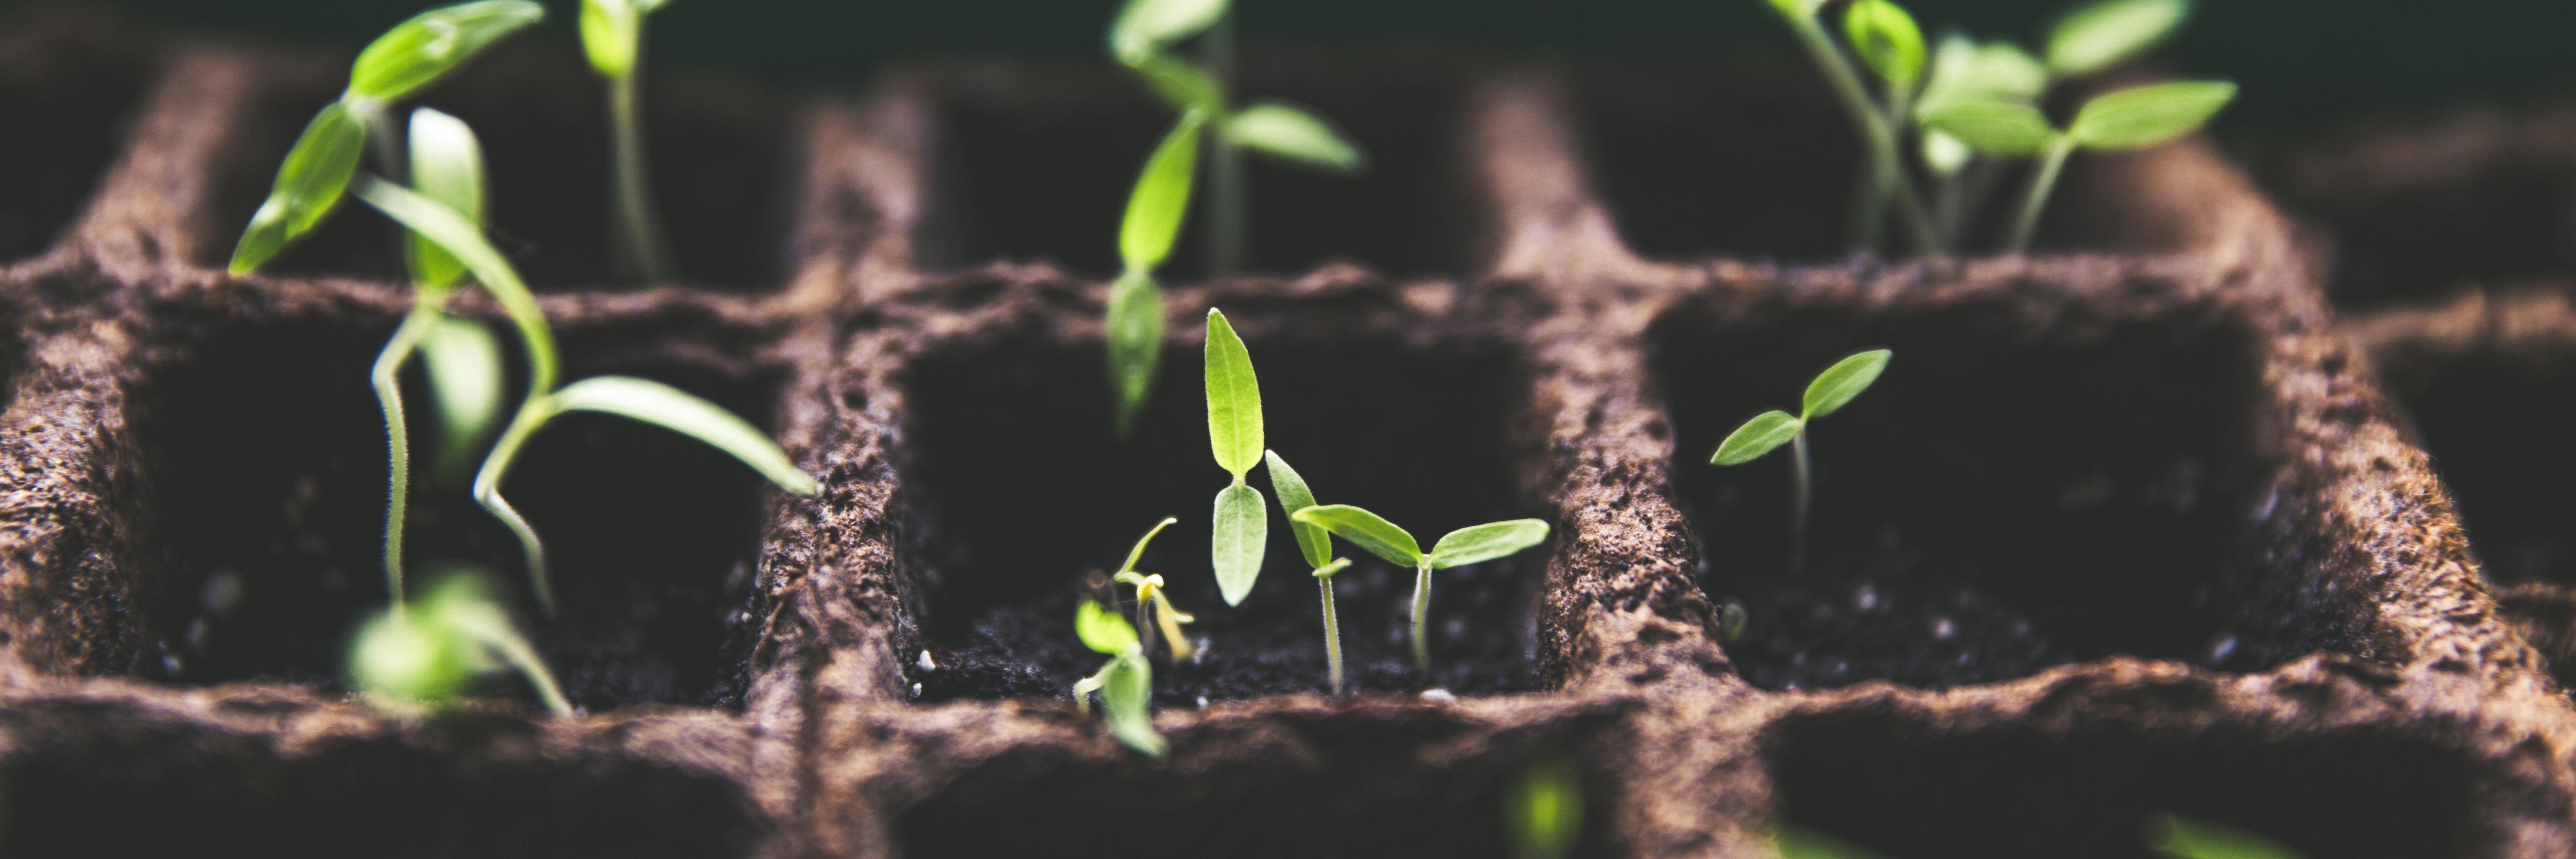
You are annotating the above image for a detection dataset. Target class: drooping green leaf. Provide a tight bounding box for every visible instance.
[353,176,557,394]
[1506,757,1584,859]
[1803,349,1893,418]
[543,375,820,496]
[2146,814,2305,859]
[347,0,547,102]
[1128,53,1225,115]
[1203,308,1263,477]
[2046,0,2191,78]
[1118,516,1178,576]
[1427,520,1551,570]
[1212,482,1268,606]
[405,107,484,294]
[1842,0,1926,88]
[2066,80,2236,150]
[1109,0,1228,65]
[1100,655,1166,756]
[1290,504,1421,568]
[1120,111,1206,272]
[1106,270,1165,436]
[1712,411,1802,466]
[1922,101,2059,156]
[1076,597,1140,655]
[1227,102,1365,174]
[580,0,641,79]
[1264,449,1332,569]
[421,313,504,477]
[229,102,367,275]
[1775,824,1893,859]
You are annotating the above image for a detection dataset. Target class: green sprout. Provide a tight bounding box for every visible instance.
[1204,308,1272,606]
[1923,79,2235,254]
[1760,0,1939,256]
[1073,589,1166,757]
[580,0,680,282]
[350,568,571,715]
[1109,516,1199,662]
[354,176,820,615]
[2147,814,2307,859]
[1106,110,1205,436]
[1910,32,2045,244]
[1507,755,1584,859]
[227,0,543,275]
[1711,349,1891,573]
[1289,505,1549,671]
[1265,448,1355,695]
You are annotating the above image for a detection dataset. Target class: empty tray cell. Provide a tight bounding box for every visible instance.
[894,301,1546,702]
[1763,703,2512,859]
[1649,291,2273,690]
[205,40,797,291]
[910,54,1475,279]
[2248,103,2576,306]
[121,298,789,709]
[0,8,156,263]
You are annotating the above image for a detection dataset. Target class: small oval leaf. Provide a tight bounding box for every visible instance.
[1264,449,1332,569]
[1120,111,1206,272]
[1105,270,1165,437]
[421,313,505,478]
[229,102,367,275]
[405,106,485,293]
[348,0,547,102]
[1101,655,1165,756]
[1290,504,1421,567]
[545,375,820,496]
[579,0,639,78]
[1427,520,1551,570]
[1109,0,1228,65]
[1227,102,1365,174]
[1921,101,2059,156]
[2067,80,2236,150]
[1076,598,1140,655]
[1842,0,1926,88]
[1212,482,1268,606]
[1804,349,1892,418]
[2046,0,2191,78]
[1203,308,1263,477]
[1712,411,1803,466]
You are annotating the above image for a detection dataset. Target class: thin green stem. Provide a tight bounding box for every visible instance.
[472,617,573,716]
[1849,83,1914,253]
[371,306,442,609]
[2007,136,2077,255]
[1785,15,1941,257]
[473,398,560,615]
[1319,573,1343,696]
[607,70,677,283]
[1791,428,1812,574]
[1410,562,1433,671]
[1203,13,1246,276]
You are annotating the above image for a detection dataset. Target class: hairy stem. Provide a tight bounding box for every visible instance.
[607,71,677,283]
[1203,13,1246,277]
[1410,562,1433,671]
[1791,428,1812,574]
[473,400,559,615]
[2007,136,2077,255]
[1785,14,1941,257]
[371,306,441,608]
[473,617,573,715]
[1319,574,1343,696]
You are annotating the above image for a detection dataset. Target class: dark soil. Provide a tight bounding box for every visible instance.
[203,38,797,291]
[0,7,155,262]
[2393,343,2576,585]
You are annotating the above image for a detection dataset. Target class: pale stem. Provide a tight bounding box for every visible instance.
[607,70,678,283]
[1203,13,1247,277]
[1791,428,1812,574]
[371,306,442,609]
[1409,562,1433,671]
[1849,81,1915,253]
[2007,136,2077,256]
[472,619,573,716]
[1134,596,1159,664]
[1319,573,1344,696]
[473,401,559,615]
[1785,15,1941,257]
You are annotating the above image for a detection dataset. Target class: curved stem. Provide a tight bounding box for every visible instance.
[2007,136,2078,256]
[472,398,559,615]
[371,306,442,609]
[1791,428,1812,574]
[608,70,678,283]
[1409,562,1433,671]
[1319,574,1343,696]
[1134,596,1159,664]
[470,616,573,716]
[1785,15,1941,257]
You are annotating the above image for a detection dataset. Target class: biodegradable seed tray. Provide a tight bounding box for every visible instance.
[2,7,2574,858]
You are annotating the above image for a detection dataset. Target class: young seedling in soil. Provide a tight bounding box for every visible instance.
[227,0,543,274]
[1108,0,1365,276]
[349,568,571,715]
[1759,0,1939,256]
[355,176,821,614]
[2147,814,2306,859]
[1109,516,1198,662]
[581,0,680,282]
[1923,79,2235,253]
[1073,586,1166,757]
[1711,349,1892,573]
[1289,504,1549,671]
[1204,308,1272,607]
[1264,448,1356,695]
[1506,755,1584,859]
[1105,110,1205,435]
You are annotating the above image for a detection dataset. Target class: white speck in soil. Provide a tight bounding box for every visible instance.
[1444,618,1467,637]
[1421,688,1456,704]
[200,570,244,617]
[185,618,209,651]
[1189,638,1211,663]
[918,650,937,672]
[1195,696,1209,709]
[2208,634,2238,663]
[1853,584,1879,612]
[910,682,923,698]
[1931,617,1955,640]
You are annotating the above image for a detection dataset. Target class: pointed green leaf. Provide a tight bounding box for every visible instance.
[580,0,640,78]
[1076,598,1140,655]
[1842,0,1926,88]
[1712,411,1802,466]
[1212,482,1268,606]
[422,313,504,476]
[353,176,556,394]
[2067,80,2236,150]
[347,0,546,102]
[1106,270,1165,436]
[1428,520,1551,570]
[2146,814,2304,859]
[1922,101,2059,156]
[229,102,367,275]
[1109,0,1228,65]
[2046,0,2191,78]
[1227,102,1365,174]
[1804,349,1892,418]
[405,107,485,294]
[1204,308,1262,476]
[1128,54,1225,115]
[1121,111,1205,272]
[1264,449,1331,569]
[1290,504,1421,567]
[544,375,820,496]
[1118,516,1178,575]
[1101,655,1166,756]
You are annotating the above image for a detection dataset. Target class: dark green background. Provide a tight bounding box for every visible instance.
[56,0,2576,131]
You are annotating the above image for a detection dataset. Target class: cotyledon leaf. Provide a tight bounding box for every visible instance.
[1106,270,1164,437]
[1842,0,1926,88]
[1119,110,1206,272]
[579,0,641,78]
[229,102,367,275]
[347,0,546,103]
[2046,0,2191,78]
[543,375,820,497]
[1427,520,1551,570]
[1109,0,1228,65]
[1076,598,1139,655]
[1713,411,1802,466]
[1264,449,1331,568]
[1212,482,1268,606]
[1203,308,1263,477]
[1921,101,2058,156]
[421,313,504,477]
[1290,504,1421,568]
[1101,655,1165,756]
[1803,349,1893,418]
[405,106,484,294]
[2066,80,2237,151]
[1227,102,1365,174]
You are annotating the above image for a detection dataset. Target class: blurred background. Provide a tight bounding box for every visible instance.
[62,0,2576,133]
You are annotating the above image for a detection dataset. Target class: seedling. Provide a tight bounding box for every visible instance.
[581,0,681,282]
[1910,33,2046,244]
[227,0,543,275]
[1073,590,1166,757]
[355,176,821,614]
[1203,308,1273,606]
[1711,349,1891,573]
[2046,0,2194,81]
[1265,448,1355,695]
[1760,0,1939,256]
[349,567,571,715]
[1289,505,1549,671]
[1109,516,1198,662]
[1923,79,2236,253]
[2147,814,2306,859]
[1506,755,1584,859]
